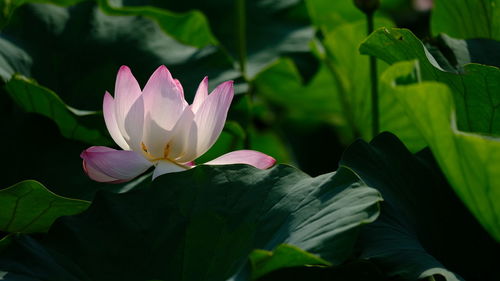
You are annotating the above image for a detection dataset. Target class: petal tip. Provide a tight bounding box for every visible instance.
[119,65,131,73]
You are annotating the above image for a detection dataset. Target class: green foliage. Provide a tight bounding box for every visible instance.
[341,132,499,281]
[360,27,500,136]
[0,0,499,279]
[0,180,89,233]
[250,244,330,280]
[0,165,382,280]
[5,75,109,145]
[431,0,500,40]
[149,0,314,78]
[381,61,500,242]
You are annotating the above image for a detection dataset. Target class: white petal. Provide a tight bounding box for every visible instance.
[176,81,233,162]
[152,160,188,180]
[166,107,196,160]
[103,92,129,150]
[142,65,188,158]
[191,76,208,113]
[123,95,144,152]
[113,66,143,147]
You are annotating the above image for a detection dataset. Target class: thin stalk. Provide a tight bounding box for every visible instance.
[367,12,379,137]
[236,0,247,78]
[236,0,252,148]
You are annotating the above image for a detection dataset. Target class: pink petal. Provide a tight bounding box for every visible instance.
[114,66,143,150]
[191,76,208,113]
[81,146,152,183]
[174,78,184,98]
[142,65,189,158]
[177,81,234,163]
[103,92,129,150]
[204,150,276,169]
[152,160,188,180]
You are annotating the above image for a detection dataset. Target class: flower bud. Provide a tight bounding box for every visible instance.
[353,0,380,14]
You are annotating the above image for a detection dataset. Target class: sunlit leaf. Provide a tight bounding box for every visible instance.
[431,0,500,40]
[383,60,500,242]
[360,27,500,136]
[250,244,330,280]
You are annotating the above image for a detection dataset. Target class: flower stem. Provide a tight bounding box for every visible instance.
[236,0,247,78]
[367,11,379,138]
[236,0,253,149]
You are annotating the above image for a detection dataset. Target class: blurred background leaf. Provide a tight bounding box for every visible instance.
[431,0,500,40]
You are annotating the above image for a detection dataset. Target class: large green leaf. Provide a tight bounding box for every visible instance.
[0,165,382,280]
[97,0,216,48]
[380,60,500,242]
[0,2,238,110]
[5,75,109,145]
[341,132,500,281]
[0,91,148,200]
[142,0,314,78]
[1,0,217,47]
[431,0,500,40]
[0,180,89,234]
[360,27,500,136]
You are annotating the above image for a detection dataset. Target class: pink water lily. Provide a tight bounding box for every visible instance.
[81,65,275,183]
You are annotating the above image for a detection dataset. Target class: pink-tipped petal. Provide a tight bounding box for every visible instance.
[142,65,189,158]
[152,160,188,180]
[114,66,143,148]
[103,92,130,150]
[81,146,152,183]
[204,150,276,169]
[174,79,184,98]
[191,76,208,113]
[177,81,234,163]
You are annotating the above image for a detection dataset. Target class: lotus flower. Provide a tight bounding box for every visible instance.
[81,65,275,183]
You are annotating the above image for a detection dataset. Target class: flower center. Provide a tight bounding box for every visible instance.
[140,142,190,169]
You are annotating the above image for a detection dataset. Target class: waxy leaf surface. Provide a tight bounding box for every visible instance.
[0,180,89,234]
[0,165,381,281]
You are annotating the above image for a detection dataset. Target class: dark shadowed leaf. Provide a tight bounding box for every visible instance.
[0,2,238,110]
[5,75,109,145]
[139,0,314,78]
[341,132,500,281]
[425,34,500,71]
[1,0,217,48]
[0,165,381,281]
